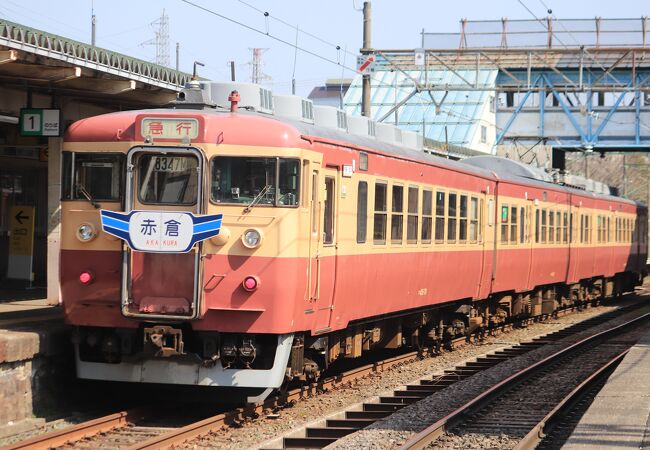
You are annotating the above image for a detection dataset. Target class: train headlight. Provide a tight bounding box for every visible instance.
[241,228,263,249]
[77,223,97,242]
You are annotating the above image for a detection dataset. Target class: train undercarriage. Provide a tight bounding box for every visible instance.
[74,272,643,401]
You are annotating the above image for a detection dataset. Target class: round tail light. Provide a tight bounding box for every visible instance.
[79,271,94,285]
[242,275,260,292]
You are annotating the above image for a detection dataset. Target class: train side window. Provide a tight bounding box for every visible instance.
[535,209,540,243]
[470,197,479,242]
[373,183,388,244]
[435,191,445,242]
[586,214,592,243]
[580,215,585,243]
[311,172,319,234]
[500,205,509,243]
[447,192,457,243]
[556,211,562,243]
[597,215,605,244]
[510,206,517,243]
[421,190,433,244]
[519,207,525,243]
[357,181,368,244]
[607,217,610,243]
[541,209,547,243]
[407,186,419,244]
[459,195,468,242]
[563,212,568,243]
[548,209,554,244]
[323,177,335,245]
[391,185,404,244]
[569,212,574,243]
[478,199,485,242]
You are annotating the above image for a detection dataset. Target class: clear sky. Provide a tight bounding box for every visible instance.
[0,1,647,96]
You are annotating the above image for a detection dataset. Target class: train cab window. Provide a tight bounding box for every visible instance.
[357,181,368,243]
[421,190,433,244]
[373,183,388,244]
[500,205,509,243]
[519,207,526,243]
[407,186,419,244]
[391,185,404,244]
[138,154,198,204]
[510,206,517,243]
[548,210,555,244]
[470,197,479,242]
[211,157,300,206]
[541,209,547,243]
[435,191,445,242]
[459,195,468,242]
[62,152,124,201]
[535,209,540,243]
[447,192,457,243]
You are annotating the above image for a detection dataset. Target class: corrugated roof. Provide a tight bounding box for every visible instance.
[343,69,497,148]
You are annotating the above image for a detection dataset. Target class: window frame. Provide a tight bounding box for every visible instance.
[208,155,301,208]
[373,181,388,245]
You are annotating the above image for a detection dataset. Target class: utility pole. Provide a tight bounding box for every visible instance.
[91,5,96,46]
[361,1,372,117]
[230,61,236,81]
[175,42,180,71]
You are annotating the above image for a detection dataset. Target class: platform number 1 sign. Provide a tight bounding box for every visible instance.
[20,109,61,137]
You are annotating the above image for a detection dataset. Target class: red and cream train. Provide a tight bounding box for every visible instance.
[60,81,647,400]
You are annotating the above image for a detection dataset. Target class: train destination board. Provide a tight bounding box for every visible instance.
[100,210,222,253]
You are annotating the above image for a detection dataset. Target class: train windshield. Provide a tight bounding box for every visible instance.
[211,157,300,206]
[137,154,198,205]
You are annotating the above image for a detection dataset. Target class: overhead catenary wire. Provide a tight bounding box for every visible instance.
[179,0,360,74]
[236,0,358,60]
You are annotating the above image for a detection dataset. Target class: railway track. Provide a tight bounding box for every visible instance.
[400,312,650,450]
[3,298,643,450]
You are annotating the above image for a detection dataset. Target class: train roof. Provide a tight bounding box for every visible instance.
[65,105,642,208]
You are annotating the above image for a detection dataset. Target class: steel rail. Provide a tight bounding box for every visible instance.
[399,312,650,450]
[0,301,620,450]
[120,304,610,449]
[513,349,629,450]
[2,410,137,450]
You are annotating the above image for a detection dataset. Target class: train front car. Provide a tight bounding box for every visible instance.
[61,84,315,400]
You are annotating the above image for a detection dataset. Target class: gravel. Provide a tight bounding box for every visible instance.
[180,300,637,449]
[327,300,650,450]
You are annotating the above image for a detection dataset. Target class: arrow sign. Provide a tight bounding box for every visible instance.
[357,55,376,73]
[14,210,28,225]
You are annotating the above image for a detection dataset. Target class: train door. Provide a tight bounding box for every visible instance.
[567,201,579,282]
[523,201,534,289]
[312,171,338,333]
[478,190,495,298]
[121,146,204,320]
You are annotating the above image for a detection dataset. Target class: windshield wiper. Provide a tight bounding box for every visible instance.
[76,183,101,209]
[243,184,272,213]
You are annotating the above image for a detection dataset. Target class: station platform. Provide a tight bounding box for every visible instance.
[0,297,68,436]
[562,331,650,449]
